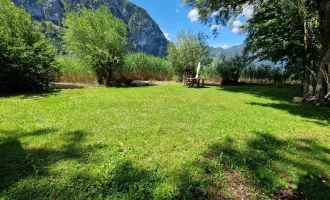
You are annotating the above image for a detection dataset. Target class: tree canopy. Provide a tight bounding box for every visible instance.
[168,31,209,77]
[64,6,128,86]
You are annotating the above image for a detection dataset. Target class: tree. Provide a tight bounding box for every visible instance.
[168,31,209,77]
[63,6,127,86]
[244,0,321,93]
[0,0,56,92]
[183,0,330,104]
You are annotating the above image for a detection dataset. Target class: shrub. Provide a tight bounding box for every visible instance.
[214,55,250,84]
[172,75,181,82]
[241,65,287,84]
[201,64,221,82]
[123,53,173,81]
[0,0,56,92]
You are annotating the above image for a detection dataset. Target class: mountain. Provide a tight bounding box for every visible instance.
[209,44,245,58]
[12,0,168,57]
[209,44,276,66]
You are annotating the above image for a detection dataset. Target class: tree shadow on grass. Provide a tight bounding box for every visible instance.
[200,132,330,199]
[0,89,61,99]
[0,129,88,195]
[248,102,330,125]
[219,84,330,126]
[94,132,330,199]
[0,128,56,139]
[2,129,329,199]
[105,161,159,199]
[193,86,211,89]
[219,84,301,102]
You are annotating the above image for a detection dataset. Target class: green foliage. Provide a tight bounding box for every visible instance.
[63,6,127,86]
[183,0,330,103]
[172,75,181,82]
[241,65,292,84]
[123,53,173,81]
[244,0,321,83]
[55,55,96,83]
[0,0,56,92]
[40,21,65,53]
[183,0,254,28]
[201,63,221,82]
[210,55,251,84]
[0,85,329,199]
[168,31,209,77]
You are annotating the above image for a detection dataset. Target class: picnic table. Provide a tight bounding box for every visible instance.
[184,77,205,88]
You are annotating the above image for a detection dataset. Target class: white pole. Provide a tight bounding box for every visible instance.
[196,62,201,78]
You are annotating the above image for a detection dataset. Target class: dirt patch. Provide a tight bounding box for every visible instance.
[151,81,177,85]
[50,82,97,89]
[222,171,258,200]
[270,187,309,200]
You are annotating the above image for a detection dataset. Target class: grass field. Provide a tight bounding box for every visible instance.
[0,84,329,199]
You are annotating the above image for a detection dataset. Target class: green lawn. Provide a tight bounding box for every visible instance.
[1,84,329,199]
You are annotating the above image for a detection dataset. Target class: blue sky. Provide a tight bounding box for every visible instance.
[129,0,252,49]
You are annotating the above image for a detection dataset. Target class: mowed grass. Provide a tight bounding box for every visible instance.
[0,84,329,199]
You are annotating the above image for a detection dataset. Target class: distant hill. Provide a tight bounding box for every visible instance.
[209,44,276,66]
[209,44,245,58]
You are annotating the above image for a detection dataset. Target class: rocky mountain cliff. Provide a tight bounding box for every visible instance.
[12,0,167,57]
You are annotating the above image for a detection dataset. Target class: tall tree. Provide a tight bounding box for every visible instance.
[168,30,209,77]
[314,1,330,104]
[183,0,330,104]
[63,6,127,86]
[244,0,321,94]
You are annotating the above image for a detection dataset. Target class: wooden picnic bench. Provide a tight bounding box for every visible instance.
[183,77,205,88]
[182,63,205,88]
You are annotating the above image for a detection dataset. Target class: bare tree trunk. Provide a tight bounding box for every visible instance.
[314,47,330,105]
[314,1,330,105]
[302,7,312,97]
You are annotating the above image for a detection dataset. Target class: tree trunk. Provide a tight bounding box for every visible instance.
[106,68,113,86]
[97,77,103,85]
[302,13,312,97]
[314,1,330,105]
[303,70,311,96]
[314,47,330,105]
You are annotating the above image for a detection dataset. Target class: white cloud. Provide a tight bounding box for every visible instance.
[176,8,179,13]
[188,8,199,22]
[161,29,171,41]
[230,19,244,34]
[220,44,230,49]
[211,44,230,49]
[231,27,243,34]
[238,4,254,19]
[210,24,225,30]
[233,20,243,27]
